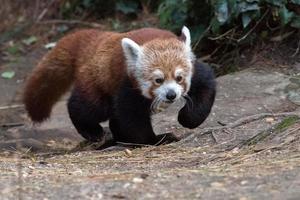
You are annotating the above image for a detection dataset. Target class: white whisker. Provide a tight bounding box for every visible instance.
[183,94,193,111]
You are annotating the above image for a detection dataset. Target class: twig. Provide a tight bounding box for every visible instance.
[116,141,151,147]
[192,24,212,51]
[0,122,24,128]
[154,134,167,146]
[37,20,105,28]
[0,105,23,110]
[189,111,300,144]
[199,46,222,61]
[270,31,295,42]
[291,39,300,57]
[203,111,300,132]
[36,0,56,22]
[280,124,300,139]
[116,134,169,147]
[234,9,269,43]
[208,28,235,41]
[210,131,218,143]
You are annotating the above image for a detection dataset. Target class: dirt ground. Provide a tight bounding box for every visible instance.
[0,43,300,199]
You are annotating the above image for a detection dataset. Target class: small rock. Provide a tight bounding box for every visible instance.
[140,173,149,179]
[90,194,103,200]
[232,147,239,154]
[240,180,248,185]
[73,169,83,175]
[210,182,224,187]
[28,165,35,170]
[124,149,132,157]
[133,177,143,183]
[123,183,131,188]
[265,117,275,123]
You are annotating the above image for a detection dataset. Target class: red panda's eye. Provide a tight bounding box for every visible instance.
[155,78,164,84]
[176,76,183,83]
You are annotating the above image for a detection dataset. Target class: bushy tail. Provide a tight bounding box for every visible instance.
[23,40,75,122]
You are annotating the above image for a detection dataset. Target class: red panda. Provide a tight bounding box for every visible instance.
[23,26,216,144]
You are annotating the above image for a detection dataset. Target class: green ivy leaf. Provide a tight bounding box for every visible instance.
[22,36,37,46]
[215,0,229,24]
[242,12,252,28]
[1,71,15,79]
[279,6,294,25]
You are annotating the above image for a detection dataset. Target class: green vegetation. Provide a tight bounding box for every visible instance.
[275,116,299,131]
[2,1,299,74]
[244,116,299,146]
[58,0,300,72]
[61,1,300,41]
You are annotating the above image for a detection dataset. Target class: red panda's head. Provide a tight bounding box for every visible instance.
[122,26,195,112]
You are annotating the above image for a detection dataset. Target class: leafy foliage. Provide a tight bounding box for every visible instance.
[157,0,189,31]
[59,0,300,66]
[61,0,115,19]
[158,0,300,35]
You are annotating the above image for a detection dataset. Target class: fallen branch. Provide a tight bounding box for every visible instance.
[291,39,300,57]
[203,111,300,132]
[180,111,300,144]
[0,122,24,128]
[0,105,23,110]
[234,9,269,43]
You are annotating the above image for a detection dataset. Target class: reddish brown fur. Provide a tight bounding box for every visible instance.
[140,39,191,98]
[23,28,177,122]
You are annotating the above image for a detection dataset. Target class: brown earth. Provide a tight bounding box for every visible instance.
[0,44,300,199]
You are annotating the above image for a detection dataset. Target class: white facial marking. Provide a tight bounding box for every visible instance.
[185,71,192,95]
[181,26,191,48]
[140,81,152,98]
[121,38,144,76]
[153,69,164,78]
[175,68,184,77]
[121,38,142,67]
[122,38,153,98]
[153,80,183,102]
[175,67,192,95]
[181,26,196,62]
[121,34,195,101]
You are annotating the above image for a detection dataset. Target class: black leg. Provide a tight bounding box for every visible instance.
[67,88,111,142]
[109,80,159,145]
[178,61,216,129]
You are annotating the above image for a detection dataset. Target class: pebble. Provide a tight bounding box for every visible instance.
[133,177,144,183]
[125,149,132,157]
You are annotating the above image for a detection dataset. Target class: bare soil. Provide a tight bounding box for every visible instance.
[0,39,300,199]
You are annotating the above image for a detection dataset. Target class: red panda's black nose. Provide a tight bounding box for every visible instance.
[166,90,176,101]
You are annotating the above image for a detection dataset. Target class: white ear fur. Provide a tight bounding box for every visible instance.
[121,38,142,67]
[181,26,191,49]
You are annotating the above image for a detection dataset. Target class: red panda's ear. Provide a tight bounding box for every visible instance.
[180,26,191,49]
[121,38,142,67]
